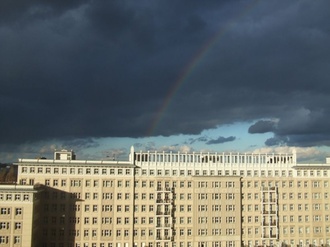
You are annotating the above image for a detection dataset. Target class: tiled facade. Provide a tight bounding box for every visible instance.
[1,147,330,246]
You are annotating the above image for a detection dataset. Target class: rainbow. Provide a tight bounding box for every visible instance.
[147,0,260,136]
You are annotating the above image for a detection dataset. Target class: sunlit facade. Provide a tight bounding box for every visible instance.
[1,147,330,246]
[0,184,42,247]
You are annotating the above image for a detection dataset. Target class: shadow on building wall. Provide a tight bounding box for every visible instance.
[36,185,82,246]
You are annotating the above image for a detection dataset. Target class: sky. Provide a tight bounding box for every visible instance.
[1,0,330,163]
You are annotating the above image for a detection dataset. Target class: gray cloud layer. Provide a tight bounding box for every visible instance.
[1,0,330,149]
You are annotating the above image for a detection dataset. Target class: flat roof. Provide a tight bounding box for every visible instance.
[0,184,42,192]
[16,158,135,167]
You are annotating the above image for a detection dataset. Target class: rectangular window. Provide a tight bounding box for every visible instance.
[53,180,58,186]
[14,236,20,244]
[15,208,22,215]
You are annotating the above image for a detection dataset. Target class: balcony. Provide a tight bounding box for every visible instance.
[156,236,172,241]
[262,234,277,239]
[262,187,276,191]
[262,199,276,203]
[262,210,277,214]
[156,187,172,192]
[262,221,277,226]
[156,223,172,228]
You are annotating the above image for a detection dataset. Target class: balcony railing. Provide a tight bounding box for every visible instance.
[262,221,277,226]
[262,234,277,239]
[156,223,172,228]
[262,187,276,191]
[156,187,172,192]
[262,210,277,214]
[156,236,172,241]
[262,199,276,203]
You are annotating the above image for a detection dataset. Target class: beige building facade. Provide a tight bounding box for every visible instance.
[0,184,42,247]
[3,147,330,247]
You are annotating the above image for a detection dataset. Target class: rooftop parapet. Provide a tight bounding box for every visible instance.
[134,150,296,166]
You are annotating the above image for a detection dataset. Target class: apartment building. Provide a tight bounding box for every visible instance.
[6,147,330,247]
[0,184,42,247]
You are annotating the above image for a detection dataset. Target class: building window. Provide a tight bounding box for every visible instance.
[313,215,321,222]
[53,179,58,187]
[226,205,235,211]
[15,208,22,215]
[13,236,20,244]
[226,229,235,235]
[0,222,8,230]
[61,179,66,187]
[71,180,81,187]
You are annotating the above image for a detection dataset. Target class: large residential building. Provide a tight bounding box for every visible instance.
[0,184,43,247]
[1,147,330,247]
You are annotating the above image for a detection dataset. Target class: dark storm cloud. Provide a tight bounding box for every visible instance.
[188,136,209,144]
[254,108,330,147]
[186,136,235,145]
[0,0,88,25]
[206,136,236,145]
[265,136,288,147]
[248,120,277,134]
[1,0,330,149]
[61,138,100,150]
